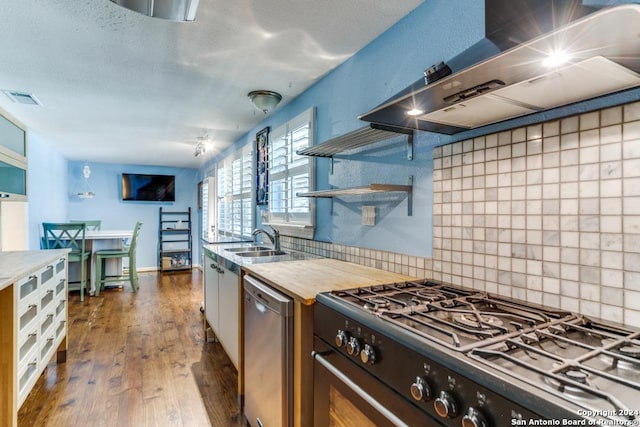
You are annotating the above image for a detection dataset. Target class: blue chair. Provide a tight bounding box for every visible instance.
[94,222,142,296]
[42,222,91,301]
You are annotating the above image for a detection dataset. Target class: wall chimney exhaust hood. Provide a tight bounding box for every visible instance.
[359,4,640,135]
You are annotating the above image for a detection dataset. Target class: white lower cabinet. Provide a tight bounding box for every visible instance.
[217,264,239,367]
[204,254,239,368]
[204,259,220,334]
[0,251,68,427]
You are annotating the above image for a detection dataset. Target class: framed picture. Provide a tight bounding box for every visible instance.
[256,126,270,205]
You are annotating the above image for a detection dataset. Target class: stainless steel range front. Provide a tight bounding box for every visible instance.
[313,279,640,426]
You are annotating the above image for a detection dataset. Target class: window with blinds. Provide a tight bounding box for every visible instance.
[268,108,315,232]
[216,144,253,239]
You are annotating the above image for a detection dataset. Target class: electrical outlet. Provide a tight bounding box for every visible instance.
[362,205,376,226]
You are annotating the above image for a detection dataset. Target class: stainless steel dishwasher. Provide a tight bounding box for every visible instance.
[243,275,293,427]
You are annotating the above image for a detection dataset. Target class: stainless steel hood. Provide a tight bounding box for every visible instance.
[359,3,640,135]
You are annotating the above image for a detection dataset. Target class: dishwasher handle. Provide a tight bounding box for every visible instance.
[254,299,267,314]
[243,275,293,317]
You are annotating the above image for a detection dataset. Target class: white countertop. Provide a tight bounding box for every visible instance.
[0,250,70,291]
[85,230,133,239]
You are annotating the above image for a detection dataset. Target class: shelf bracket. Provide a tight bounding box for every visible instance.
[370,123,414,161]
[407,175,413,216]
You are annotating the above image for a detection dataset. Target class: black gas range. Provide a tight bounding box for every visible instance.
[312,279,640,427]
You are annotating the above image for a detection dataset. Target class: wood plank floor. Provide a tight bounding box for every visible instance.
[18,270,244,427]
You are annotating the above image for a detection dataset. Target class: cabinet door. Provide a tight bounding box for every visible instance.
[204,257,219,334]
[217,265,239,368]
[0,201,27,250]
[0,113,27,200]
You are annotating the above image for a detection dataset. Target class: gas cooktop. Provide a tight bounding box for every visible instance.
[322,279,640,424]
[332,279,577,351]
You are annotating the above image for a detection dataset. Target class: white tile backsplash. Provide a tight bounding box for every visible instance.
[432,100,640,327]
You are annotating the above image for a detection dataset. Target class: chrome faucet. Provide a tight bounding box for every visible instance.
[251,226,280,251]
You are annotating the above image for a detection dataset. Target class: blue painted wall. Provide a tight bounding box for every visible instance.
[201,0,485,257]
[27,131,68,249]
[26,134,200,269]
[65,161,200,269]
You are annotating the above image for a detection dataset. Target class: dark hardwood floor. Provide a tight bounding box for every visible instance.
[18,270,243,427]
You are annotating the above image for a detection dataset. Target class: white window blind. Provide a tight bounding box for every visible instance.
[201,175,216,242]
[217,144,253,239]
[201,178,209,241]
[268,108,315,234]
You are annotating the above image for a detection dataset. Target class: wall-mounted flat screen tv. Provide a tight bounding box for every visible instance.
[122,173,175,202]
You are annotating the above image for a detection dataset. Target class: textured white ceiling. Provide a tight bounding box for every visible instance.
[0,0,423,168]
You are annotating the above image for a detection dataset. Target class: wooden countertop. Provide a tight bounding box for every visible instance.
[242,258,416,305]
[0,250,70,291]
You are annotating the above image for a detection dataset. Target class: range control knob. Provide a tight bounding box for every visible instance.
[462,407,488,427]
[409,376,432,402]
[360,344,376,364]
[335,330,348,348]
[346,337,360,356]
[434,391,458,418]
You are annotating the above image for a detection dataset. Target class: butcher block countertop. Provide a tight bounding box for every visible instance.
[242,258,416,305]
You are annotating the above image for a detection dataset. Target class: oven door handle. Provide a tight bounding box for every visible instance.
[312,350,409,427]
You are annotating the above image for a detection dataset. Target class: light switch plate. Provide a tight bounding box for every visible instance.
[362,205,376,226]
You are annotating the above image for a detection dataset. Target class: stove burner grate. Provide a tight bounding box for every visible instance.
[469,321,640,422]
[452,313,505,329]
[337,280,470,312]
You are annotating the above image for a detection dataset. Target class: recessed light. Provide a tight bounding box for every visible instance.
[406,108,424,116]
[542,51,569,67]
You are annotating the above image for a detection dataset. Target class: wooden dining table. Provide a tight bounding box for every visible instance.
[66,229,133,296]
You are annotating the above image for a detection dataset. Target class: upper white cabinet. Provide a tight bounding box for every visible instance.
[0,111,27,201]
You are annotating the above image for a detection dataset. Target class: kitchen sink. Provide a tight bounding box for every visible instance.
[225,246,271,253]
[234,250,287,257]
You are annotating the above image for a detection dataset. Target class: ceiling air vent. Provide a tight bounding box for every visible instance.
[3,90,42,106]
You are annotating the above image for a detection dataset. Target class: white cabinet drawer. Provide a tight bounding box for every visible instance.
[54,298,66,321]
[17,273,38,301]
[40,309,55,337]
[39,264,55,290]
[39,331,56,367]
[18,293,39,335]
[40,287,55,313]
[54,277,66,298]
[17,327,38,365]
[54,257,66,275]
[54,318,66,347]
[17,352,39,408]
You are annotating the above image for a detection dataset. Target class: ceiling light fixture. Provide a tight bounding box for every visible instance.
[110,0,200,21]
[248,90,282,114]
[194,134,209,157]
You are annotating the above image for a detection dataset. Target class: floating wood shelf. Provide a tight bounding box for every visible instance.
[297,176,413,216]
[296,123,414,160]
